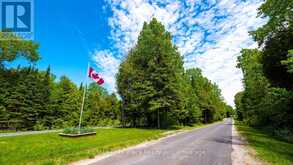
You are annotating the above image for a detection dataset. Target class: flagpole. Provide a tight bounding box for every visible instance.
[78,62,89,133]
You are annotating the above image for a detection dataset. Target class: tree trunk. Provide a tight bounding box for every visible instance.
[157,109,160,129]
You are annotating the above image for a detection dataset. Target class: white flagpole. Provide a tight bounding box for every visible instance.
[78,62,89,133]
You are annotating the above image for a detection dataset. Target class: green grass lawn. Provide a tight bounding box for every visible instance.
[0,128,166,165]
[236,124,293,165]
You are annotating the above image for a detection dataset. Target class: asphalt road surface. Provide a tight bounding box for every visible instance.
[90,118,233,165]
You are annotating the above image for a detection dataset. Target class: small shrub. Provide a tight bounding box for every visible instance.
[33,121,48,131]
[112,120,120,126]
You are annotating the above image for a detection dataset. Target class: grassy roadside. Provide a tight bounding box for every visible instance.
[0,121,222,165]
[0,128,166,165]
[236,123,293,165]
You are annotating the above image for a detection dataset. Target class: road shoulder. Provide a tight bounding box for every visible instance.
[231,119,264,165]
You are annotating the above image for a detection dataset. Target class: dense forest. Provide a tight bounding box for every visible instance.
[117,19,232,128]
[235,0,293,140]
[0,19,231,131]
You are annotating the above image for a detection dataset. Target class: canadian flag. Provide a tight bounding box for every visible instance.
[88,67,104,85]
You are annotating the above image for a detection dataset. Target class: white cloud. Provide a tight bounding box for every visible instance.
[92,50,120,92]
[93,0,266,106]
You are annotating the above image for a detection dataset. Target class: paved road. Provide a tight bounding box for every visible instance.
[91,119,233,165]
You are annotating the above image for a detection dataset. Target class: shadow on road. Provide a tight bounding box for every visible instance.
[210,136,247,145]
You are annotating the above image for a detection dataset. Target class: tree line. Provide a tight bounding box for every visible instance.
[235,0,293,140]
[0,66,120,130]
[0,19,231,130]
[117,19,232,128]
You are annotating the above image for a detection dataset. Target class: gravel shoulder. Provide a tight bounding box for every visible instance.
[231,119,264,165]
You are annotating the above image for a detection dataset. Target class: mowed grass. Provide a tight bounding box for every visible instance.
[0,128,166,165]
[236,124,293,165]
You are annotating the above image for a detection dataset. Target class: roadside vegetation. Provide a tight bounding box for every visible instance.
[234,0,293,141]
[234,0,293,164]
[117,18,232,128]
[236,123,293,165]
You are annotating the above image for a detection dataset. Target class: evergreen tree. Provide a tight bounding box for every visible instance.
[50,76,81,128]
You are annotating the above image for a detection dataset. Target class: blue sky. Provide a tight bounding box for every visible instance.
[34,0,113,83]
[15,0,266,105]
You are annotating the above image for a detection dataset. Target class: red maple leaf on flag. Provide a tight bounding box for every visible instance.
[88,67,104,85]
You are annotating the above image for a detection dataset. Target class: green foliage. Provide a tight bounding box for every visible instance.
[250,0,293,45]
[261,29,293,89]
[0,66,121,130]
[250,0,293,89]
[0,33,120,130]
[0,19,228,131]
[0,32,40,67]
[186,68,228,123]
[117,18,229,128]
[237,123,293,165]
[84,87,120,127]
[0,67,120,130]
[236,49,293,131]
[234,92,244,121]
[33,121,48,131]
[281,49,293,73]
[0,67,51,130]
[236,0,293,136]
